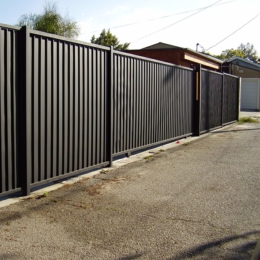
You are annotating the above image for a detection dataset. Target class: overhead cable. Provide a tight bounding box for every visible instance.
[80,0,236,35]
[130,0,222,43]
[206,13,260,51]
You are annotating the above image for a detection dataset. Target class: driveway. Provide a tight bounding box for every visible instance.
[0,122,260,259]
[240,110,260,119]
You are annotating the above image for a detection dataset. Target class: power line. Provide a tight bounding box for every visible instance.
[206,13,260,51]
[80,0,236,35]
[130,0,223,43]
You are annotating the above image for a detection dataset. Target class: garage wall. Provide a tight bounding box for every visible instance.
[241,78,260,110]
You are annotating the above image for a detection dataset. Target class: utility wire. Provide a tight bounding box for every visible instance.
[80,0,236,35]
[206,13,260,51]
[130,0,222,43]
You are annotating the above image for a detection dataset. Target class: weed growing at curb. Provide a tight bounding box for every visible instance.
[238,117,260,123]
[100,169,109,174]
[144,156,152,160]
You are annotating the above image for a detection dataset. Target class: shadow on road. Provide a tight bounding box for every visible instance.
[116,253,144,260]
[167,231,260,260]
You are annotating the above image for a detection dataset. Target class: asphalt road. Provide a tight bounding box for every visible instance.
[0,122,260,260]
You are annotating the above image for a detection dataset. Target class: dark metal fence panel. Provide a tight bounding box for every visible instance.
[26,31,110,186]
[112,52,194,155]
[200,70,222,132]
[223,74,238,124]
[0,25,20,196]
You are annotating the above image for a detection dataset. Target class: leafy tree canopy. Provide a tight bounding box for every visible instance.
[91,29,130,50]
[214,43,259,63]
[17,3,80,38]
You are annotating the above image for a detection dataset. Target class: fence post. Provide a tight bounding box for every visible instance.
[221,74,224,126]
[17,26,30,196]
[107,46,113,167]
[237,77,241,120]
[194,64,201,136]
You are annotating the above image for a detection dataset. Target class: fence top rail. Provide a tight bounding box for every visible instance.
[223,72,239,79]
[201,68,223,76]
[28,27,111,51]
[113,49,194,72]
[0,23,20,31]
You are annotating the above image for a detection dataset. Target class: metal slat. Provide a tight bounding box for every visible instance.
[68,44,73,172]
[96,50,100,164]
[39,37,45,181]
[73,45,79,170]
[52,40,58,177]
[57,41,63,175]
[63,43,69,174]
[78,46,83,169]
[46,39,52,180]
[82,47,87,168]
[92,49,97,165]
[32,36,39,182]
[11,29,17,188]
[100,50,105,163]
[87,48,92,167]
[6,30,13,190]
[0,28,6,192]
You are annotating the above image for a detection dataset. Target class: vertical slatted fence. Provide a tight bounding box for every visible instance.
[200,69,223,132]
[25,30,111,188]
[0,24,240,198]
[0,25,20,196]
[223,74,239,124]
[112,52,194,155]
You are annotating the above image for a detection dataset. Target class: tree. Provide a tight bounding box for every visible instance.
[237,43,258,62]
[214,42,259,63]
[214,49,245,61]
[91,29,130,50]
[17,3,80,39]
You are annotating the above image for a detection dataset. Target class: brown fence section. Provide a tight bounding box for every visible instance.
[223,73,239,125]
[200,70,223,132]
[0,24,240,198]
[112,52,194,155]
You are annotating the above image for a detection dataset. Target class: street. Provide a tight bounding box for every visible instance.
[0,122,260,260]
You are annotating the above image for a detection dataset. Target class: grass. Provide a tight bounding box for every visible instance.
[238,117,260,123]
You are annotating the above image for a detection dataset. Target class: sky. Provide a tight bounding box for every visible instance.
[0,0,259,56]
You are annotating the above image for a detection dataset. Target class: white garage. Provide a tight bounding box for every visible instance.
[241,78,260,110]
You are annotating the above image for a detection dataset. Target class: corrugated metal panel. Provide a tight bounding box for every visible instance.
[0,23,240,197]
[27,32,109,185]
[200,70,222,131]
[223,74,238,124]
[0,25,19,195]
[112,52,194,155]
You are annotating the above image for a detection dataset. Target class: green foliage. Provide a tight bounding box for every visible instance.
[238,117,260,123]
[214,49,245,60]
[238,43,258,62]
[214,42,259,62]
[91,29,130,50]
[17,3,79,38]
